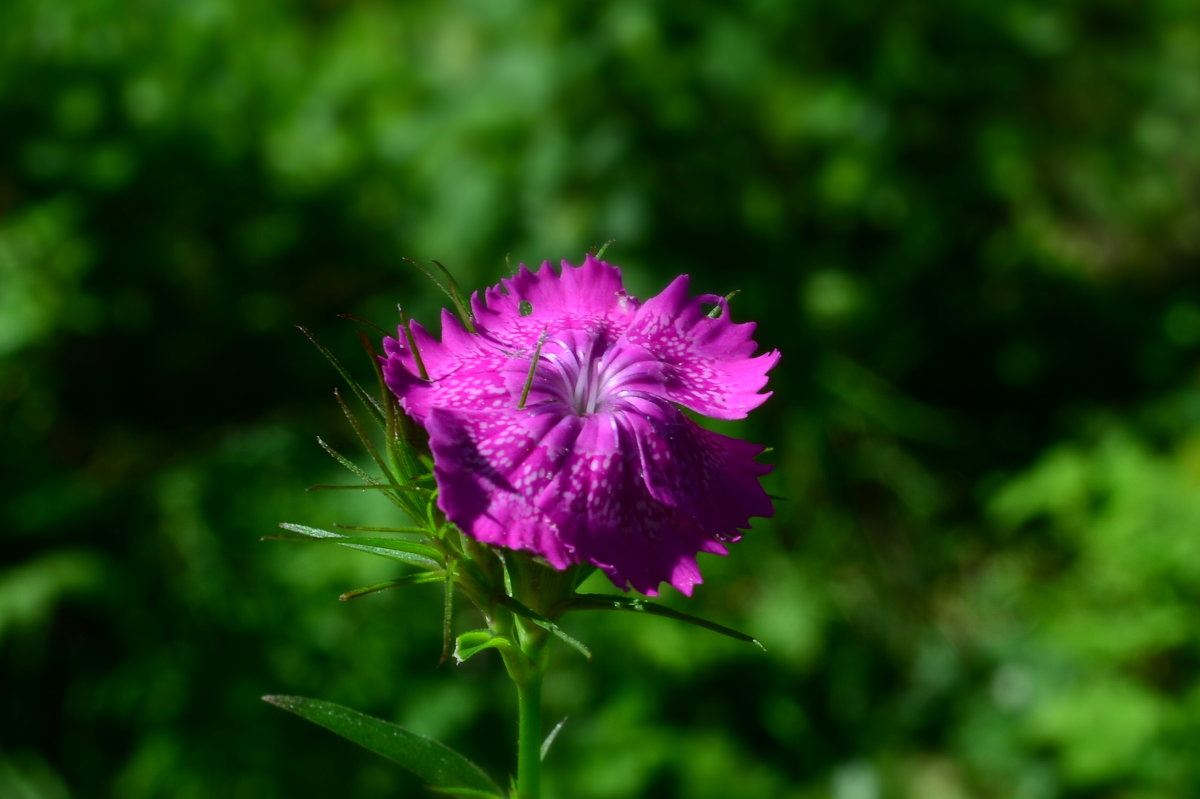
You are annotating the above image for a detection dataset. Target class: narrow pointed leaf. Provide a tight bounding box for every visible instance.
[273,523,442,568]
[273,525,442,560]
[402,258,475,333]
[368,333,433,497]
[315,433,421,520]
[333,389,405,497]
[316,536,443,557]
[432,259,476,334]
[264,535,439,568]
[439,568,455,667]
[498,595,592,660]
[387,400,428,491]
[428,789,505,799]
[337,312,390,337]
[263,695,502,797]
[333,523,432,535]
[276,522,442,556]
[398,307,430,381]
[564,594,765,650]
[297,326,386,426]
[541,717,568,761]
[339,574,443,601]
[403,256,458,307]
[306,483,430,493]
[316,436,376,483]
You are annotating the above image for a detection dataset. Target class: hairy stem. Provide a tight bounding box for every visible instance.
[514,667,543,799]
[495,602,547,799]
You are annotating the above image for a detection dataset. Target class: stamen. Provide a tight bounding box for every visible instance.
[584,357,605,414]
[570,338,596,414]
[520,331,649,417]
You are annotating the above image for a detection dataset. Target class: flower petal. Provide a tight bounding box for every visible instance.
[384,255,779,596]
[471,255,640,350]
[382,309,515,422]
[622,274,779,419]
[425,405,733,595]
[425,408,578,569]
[621,397,774,535]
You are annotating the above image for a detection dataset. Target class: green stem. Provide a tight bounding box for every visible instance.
[514,667,543,799]
[496,554,577,799]
[495,607,548,799]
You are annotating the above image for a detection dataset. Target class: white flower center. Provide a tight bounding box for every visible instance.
[520,329,662,417]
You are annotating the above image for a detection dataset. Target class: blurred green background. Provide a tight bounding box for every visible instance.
[3,0,1200,797]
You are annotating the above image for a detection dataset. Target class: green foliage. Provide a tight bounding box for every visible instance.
[564,593,764,650]
[257,337,762,797]
[3,0,1200,797]
[263,695,503,798]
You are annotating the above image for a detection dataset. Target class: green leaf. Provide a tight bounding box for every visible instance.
[272,523,442,569]
[403,258,476,334]
[332,388,412,511]
[306,482,430,493]
[316,435,375,482]
[397,307,431,380]
[337,312,390,338]
[498,595,592,660]
[313,430,428,524]
[339,574,443,601]
[541,717,568,761]
[453,629,513,663]
[263,695,502,798]
[564,593,765,650]
[297,326,386,427]
[440,566,455,667]
[334,523,433,534]
[432,259,477,334]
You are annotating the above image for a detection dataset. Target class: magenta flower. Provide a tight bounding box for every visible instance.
[382,256,778,596]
